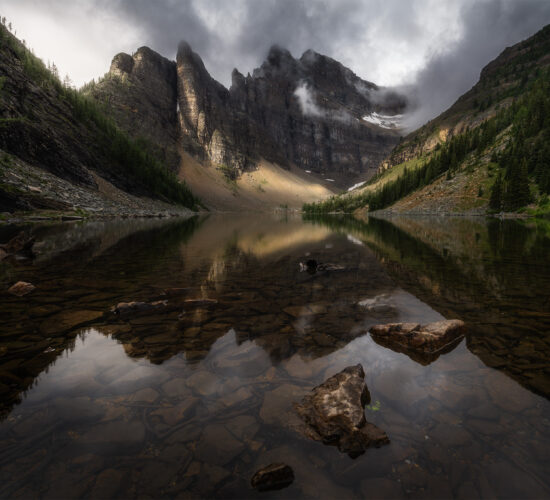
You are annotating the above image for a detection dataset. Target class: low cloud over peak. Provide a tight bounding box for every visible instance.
[3,0,550,130]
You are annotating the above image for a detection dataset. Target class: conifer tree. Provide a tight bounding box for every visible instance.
[489,173,502,211]
[516,158,532,207]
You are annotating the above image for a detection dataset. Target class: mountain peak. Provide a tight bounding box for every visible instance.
[177,40,193,57]
[110,52,134,76]
[265,45,295,68]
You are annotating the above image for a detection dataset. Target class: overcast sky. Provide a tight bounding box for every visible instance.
[2,0,550,128]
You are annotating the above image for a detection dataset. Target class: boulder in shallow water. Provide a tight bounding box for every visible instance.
[295,364,389,457]
[8,281,35,297]
[250,463,294,491]
[369,319,465,353]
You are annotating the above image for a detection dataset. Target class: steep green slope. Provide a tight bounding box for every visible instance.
[304,24,550,216]
[0,22,199,211]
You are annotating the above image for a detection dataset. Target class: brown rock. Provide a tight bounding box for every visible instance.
[183,298,218,308]
[8,281,36,297]
[151,398,198,425]
[251,463,294,492]
[111,300,170,318]
[370,319,465,354]
[295,364,389,457]
[196,424,245,465]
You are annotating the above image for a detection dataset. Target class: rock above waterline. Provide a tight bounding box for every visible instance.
[111,300,170,318]
[8,281,35,296]
[251,463,294,491]
[295,364,389,457]
[370,320,465,353]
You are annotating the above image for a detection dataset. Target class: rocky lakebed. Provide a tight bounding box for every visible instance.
[0,214,549,499]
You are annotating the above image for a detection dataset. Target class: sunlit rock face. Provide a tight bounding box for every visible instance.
[86,47,180,170]
[178,44,407,182]
[91,41,408,185]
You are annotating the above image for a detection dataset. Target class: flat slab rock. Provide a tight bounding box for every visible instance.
[110,300,170,318]
[295,364,389,457]
[251,463,294,491]
[370,320,465,353]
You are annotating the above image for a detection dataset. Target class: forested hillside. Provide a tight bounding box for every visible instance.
[0,20,199,211]
[304,25,550,216]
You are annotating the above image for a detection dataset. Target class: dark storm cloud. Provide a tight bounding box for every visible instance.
[404,0,550,129]
[5,0,550,130]
[105,0,368,81]
[103,0,550,130]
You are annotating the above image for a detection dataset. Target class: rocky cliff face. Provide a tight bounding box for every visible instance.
[91,42,408,185]
[0,24,198,212]
[85,47,180,170]
[178,44,407,182]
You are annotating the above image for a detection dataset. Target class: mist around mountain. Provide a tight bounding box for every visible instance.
[1,15,549,217]
[304,24,550,217]
[0,14,414,215]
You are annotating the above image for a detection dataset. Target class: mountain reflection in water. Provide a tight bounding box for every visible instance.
[0,214,548,499]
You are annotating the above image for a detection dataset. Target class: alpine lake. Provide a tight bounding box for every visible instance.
[0,213,549,499]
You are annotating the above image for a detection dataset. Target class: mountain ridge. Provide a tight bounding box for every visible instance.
[85,40,408,189]
[304,24,550,216]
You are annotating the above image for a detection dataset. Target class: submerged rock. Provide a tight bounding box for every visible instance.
[183,298,218,308]
[163,287,191,297]
[250,463,294,491]
[8,281,35,297]
[295,364,389,457]
[370,320,465,353]
[0,232,35,258]
[357,294,397,315]
[111,300,170,318]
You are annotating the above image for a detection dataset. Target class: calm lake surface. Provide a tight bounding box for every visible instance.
[0,214,549,499]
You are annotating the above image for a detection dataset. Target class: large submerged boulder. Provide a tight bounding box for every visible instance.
[295,364,389,457]
[369,319,465,355]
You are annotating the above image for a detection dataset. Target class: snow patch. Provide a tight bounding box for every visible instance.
[347,181,366,192]
[324,178,335,182]
[362,112,403,129]
[347,234,364,246]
